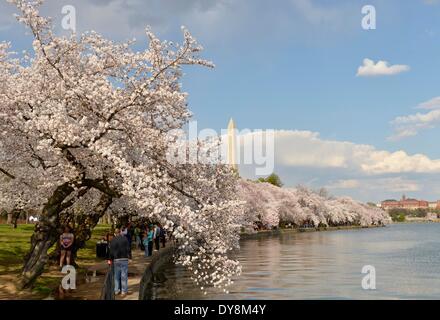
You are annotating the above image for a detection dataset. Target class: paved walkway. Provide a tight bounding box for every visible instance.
[116,249,153,300]
[63,247,160,300]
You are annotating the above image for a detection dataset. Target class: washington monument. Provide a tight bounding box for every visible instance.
[227,118,238,172]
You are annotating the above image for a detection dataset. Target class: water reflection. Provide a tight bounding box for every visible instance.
[151,223,440,299]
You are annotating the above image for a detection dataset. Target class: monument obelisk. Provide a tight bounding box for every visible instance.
[227,118,238,172]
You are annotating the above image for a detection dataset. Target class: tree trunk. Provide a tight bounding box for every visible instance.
[71,194,112,263]
[20,183,74,289]
[7,213,12,225]
[11,209,21,229]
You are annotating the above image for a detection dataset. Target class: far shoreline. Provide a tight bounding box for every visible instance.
[240,219,440,240]
[240,224,386,240]
[392,218,440,224]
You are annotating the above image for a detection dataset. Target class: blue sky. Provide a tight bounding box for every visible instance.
[2,0,440,202]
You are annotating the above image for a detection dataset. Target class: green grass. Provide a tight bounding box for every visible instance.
[0,224,112,274]
[0,224,34,274]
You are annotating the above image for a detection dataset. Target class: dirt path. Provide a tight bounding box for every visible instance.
[0,269,64,300]
[116,249,152,300]
[62,248,155,300]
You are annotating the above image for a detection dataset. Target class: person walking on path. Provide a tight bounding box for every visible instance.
[159,223,166,248]
[142,230,148,257]
[109,228,130,296]
[59,226,74,269]
[127,223,134,247]
[143,227,154,257]
[122,224,133,259]
[153,224,161,251]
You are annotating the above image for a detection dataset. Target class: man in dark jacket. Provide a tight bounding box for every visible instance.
[109,228,130,296]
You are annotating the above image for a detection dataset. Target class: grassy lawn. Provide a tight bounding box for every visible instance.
[0,224,34,274]
[0,223,112,298]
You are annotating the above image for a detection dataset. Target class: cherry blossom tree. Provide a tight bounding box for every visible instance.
[238,180,390,230]
[0,0,243,291]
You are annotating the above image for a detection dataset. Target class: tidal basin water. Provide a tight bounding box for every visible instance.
[151,223,440,299]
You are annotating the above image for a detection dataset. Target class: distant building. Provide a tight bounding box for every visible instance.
[381,195,432,210]
[428,202,438,209]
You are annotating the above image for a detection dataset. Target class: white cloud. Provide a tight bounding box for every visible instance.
[389,103,440,140]
[416,96,440,110]
[243,130,440,174]
[356,58,410,77]
[327,177,420,193]
[275,131,349,168]
[326,179,360,189]
[359,149,440,174]
[377,177,421,192]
